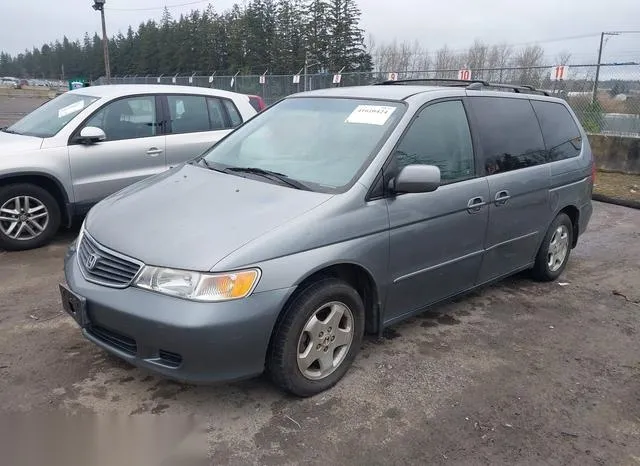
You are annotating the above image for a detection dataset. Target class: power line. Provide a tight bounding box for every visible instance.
[372,33,605,58]
[106,1,209,11]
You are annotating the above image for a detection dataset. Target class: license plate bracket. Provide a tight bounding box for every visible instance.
[59,283,89,328]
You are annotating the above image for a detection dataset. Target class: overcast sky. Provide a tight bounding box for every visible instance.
[1,0,639,64]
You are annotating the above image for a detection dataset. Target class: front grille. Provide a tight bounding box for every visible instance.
[158,350,183,368]
[78,233,142,288]
[88,325,137,355]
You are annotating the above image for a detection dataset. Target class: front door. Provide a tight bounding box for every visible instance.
[466,96,551,284]
[68,95,166,206]
[384,99,489,324]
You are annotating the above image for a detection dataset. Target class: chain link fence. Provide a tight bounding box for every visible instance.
[99,63,640,137]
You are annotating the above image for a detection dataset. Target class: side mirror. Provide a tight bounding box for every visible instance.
[78,126,106,145]
[391,165,441,194]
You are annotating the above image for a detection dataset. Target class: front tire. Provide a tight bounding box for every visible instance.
[531,213,573,282]
[0,183,61,251]
[267,278,365,397]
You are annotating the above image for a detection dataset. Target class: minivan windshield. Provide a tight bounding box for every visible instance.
[200,97,404,192]
[5,93,99,138]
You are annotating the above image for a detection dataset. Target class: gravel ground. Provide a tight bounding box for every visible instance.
[0,94,49,127]
[1,201,639,465]
[1,95,640,464]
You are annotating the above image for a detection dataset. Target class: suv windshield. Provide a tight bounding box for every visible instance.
[5,93,99,138]
[201,97,404,192]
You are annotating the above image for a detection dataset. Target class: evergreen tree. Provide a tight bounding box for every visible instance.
[0,0,373,78]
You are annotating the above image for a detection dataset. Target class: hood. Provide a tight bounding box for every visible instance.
[86,164,333,271]
[0,131,43,153]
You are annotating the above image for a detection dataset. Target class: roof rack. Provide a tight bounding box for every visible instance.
[376,78,490,87]
[467,82,550,96]
[375,78,550,96]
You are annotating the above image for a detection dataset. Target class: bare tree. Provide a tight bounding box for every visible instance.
[556,50,572,65]
[370,38,431,77]
[513,45,545,85]
[465,40,489,79]
[434,45,456,78]
[486,43,513,81]
[369,38,554,88]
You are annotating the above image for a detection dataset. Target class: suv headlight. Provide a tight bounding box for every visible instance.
[134,267,260,302]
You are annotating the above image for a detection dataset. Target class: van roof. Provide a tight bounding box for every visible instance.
[292,85,450,101]
[291,80,554,102]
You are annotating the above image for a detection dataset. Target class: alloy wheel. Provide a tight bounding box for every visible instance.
[0,196,49,241]
[297,301,354,380]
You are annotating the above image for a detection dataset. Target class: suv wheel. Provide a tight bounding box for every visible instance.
[267,278,365,397]
[0,184,61,251]
[531,213,573,282]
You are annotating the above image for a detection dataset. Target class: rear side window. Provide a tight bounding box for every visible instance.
[531,101,582,161]
[222,100,243,127]
[394,100,475,184]
[206,98,227,130]
[168,95,210,134]
[470,97,547,175]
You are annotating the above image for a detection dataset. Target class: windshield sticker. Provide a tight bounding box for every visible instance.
[57,101,86,118]
[345,105,396,125]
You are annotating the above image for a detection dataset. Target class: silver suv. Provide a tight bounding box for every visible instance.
[62,79,594,396]
[0,85,256,250]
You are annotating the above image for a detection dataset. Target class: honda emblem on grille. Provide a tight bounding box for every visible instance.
[85,253,100,270]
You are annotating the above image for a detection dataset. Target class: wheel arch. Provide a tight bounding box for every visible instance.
[266,261,382,364]
[558,205,580,248]
[0,172,71,227]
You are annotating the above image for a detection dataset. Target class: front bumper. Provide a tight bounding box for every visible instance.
[63,249,294,383]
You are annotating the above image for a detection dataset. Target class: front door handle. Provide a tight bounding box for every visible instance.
[146,147,164,157]
[494,190,511,206]
[467,196,486,213]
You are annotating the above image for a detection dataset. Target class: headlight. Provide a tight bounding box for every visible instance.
[72,219,86,251]
[134,267,260,302]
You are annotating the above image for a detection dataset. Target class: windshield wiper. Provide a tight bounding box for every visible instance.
[1,127,17,134]
[227,167,311,191]
[197,157,231,174]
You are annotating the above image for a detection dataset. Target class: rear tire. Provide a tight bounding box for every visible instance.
[531,213,573,282]
[267,278,365,397]
[0,183,61,251]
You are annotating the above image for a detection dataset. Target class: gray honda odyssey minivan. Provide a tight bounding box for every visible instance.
[61,80,594,396]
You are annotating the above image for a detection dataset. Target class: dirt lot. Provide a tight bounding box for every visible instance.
[0,94,49,127]
[1,202,639,465]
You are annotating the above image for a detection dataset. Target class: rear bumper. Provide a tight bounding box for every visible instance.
[64,248,294,383]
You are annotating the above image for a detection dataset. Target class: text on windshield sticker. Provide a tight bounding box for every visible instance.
[345,105,396,125]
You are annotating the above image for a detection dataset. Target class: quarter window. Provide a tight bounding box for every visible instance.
[394,100,475,184]
[469,97,547,175]
[531,100,582,161]
[168,95,210,134]
[84,96,157,141]
[223,99,243,127]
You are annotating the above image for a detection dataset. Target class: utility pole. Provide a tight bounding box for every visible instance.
[592,32,606,104]
[304,51,308,92]
[592,31,621,104]
[92,0,111,83]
